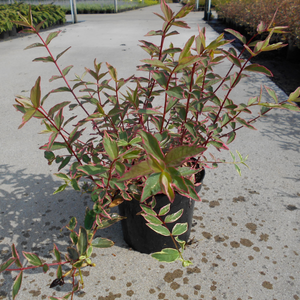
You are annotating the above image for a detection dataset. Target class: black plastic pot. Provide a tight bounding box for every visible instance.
[118,169,205,254]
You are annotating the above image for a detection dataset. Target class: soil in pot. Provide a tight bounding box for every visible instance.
[118,169,205,254]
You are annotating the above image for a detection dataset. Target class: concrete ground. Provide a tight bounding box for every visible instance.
[0,3,300,300]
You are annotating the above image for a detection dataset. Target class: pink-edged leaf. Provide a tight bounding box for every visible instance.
[224,28,247,44]
[160,0,173,22]
[33,56,54,63]
[11,244,22,268]
[103,131,119,160]
[164,209,183,223]
[42,264,49,273]
[48,101,71,118]
[265,86,278,103]
[0,257,15,273]
[288,87,300,102]
[12,271,23,300]
[165,145,206,167]
[106,63,118,82]
[151,248,180,262]
[172,222,188,236]
[236,117,257,129]
[159,204,171,216]
[18,108,36,129]
[77,164,107,176]
[120,160,152,181]
[175,3,194,19]
[30,77,41,108]
[46,31,61,45]
[140,173,161,202]
[147,224,170,236]
[56,46,71,61]
[138,130,164,161]
[227,131,236,144]
[22,252,42,266]
[143,214,163,225]
[244,64,272,76]
[24,43,44,50]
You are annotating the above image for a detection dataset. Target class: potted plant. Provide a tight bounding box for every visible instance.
[1,2,300,299]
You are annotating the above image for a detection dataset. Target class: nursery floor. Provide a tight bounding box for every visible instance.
[0,4,300,300]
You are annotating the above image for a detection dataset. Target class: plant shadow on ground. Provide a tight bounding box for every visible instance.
[208,16,300,98]
[0,164,126,298]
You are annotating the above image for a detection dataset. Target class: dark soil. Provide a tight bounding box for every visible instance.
[208,18,300,97]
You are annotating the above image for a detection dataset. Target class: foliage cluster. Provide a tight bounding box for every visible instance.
[215,0,300,48]
[0,3,65,34]
[63,0,158,14]
[1,1,300,299]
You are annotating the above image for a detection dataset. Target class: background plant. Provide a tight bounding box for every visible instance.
[0,3,65,34]
[1,1,300,299]
[215,0,300,48]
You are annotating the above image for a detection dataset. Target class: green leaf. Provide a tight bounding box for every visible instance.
[48,101,71,118]
[30,77,41,108]
[70,231,78,245]
[224,28,246,44]
[103,132,118,160]
[147,224,170,236]
[12,271,23,300]
[53,244,61,262]
[53,183,68,195]
[67,247,79,261]
[159,204,171,216]
[96,215,125,229]
[140,204,157,216]
[11,244,22,268]
[22,252,42,266]
[138,130,164,160]
[164,209,183,223]
[70,179,80,191]
[143,214,163,225]
[33,56,54,63]
[165,146,206,167]
[179,36,195,62]
[288,87,300,102]
[152,71,168,89]
[120,161,152,181]
[46,31,61,45]
[44,151,55,164]
[172,222,188,236]
[151,248,180,263]
[141,173,161,202]
[57,264,62,279]
[0,258,15,273]
[92,237,114,248]
[244,64,272,76]
[281,103,300,111]
[77,164,107,176]
[56,46,71,61]
[174,3,194,19]
[106,63,118,81]
[24,43,44,50]
[58,156,71,171]
[160,0,173,22]
[141,59,171,72]
[68,217,77,231]
[265,86,278,103]
[42,264,49,273]
[78,227,88,255]
[166,86,184,99]
[227,131,236,144]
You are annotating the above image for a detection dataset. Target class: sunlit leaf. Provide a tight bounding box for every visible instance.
[151,248,180,262]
